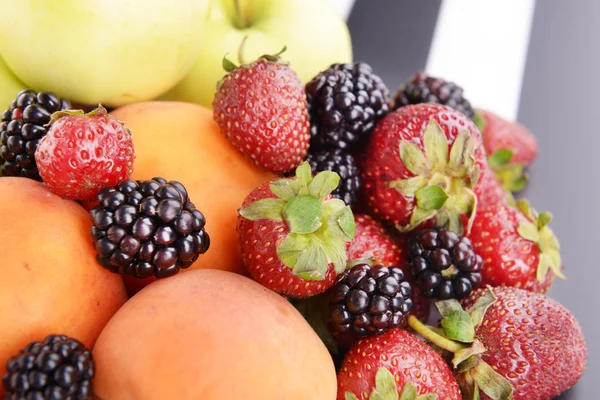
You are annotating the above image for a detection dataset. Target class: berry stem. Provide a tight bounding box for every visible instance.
[407,315,466,353]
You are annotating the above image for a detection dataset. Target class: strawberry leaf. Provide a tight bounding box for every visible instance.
[282,195,322,234]
[471,361,514,400]
[466,287,496,328]
[399,383,417,400]
[415,185,449,210]
[269,179,297,200]
[320,231,348,274]
[487,149,514,169]
[440,310,475,343]
[452,339,487,368]
[371,367,399,400]
[338,205,356,241]
[400,141,429,176]
[435,299,463,317]
[517,221,540,242]
[388,176,429,197]
[346,257,376,269]
[308,170,340,201]
[292,236,328,280]
[447,130,473,175]
[472,109,486,132]
[294,162,312,189]
[423,119,449,171]
[276,233,311,270]
[537,211,553,230]
[239,198,287,220]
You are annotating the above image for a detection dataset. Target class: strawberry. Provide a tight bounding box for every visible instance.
[473,109,537,193]
[213,50,310,173]
[468,199,564,293]
[338,328,462,400]
[348,214,429,324]
[473,164,510,208]
[362,103,486,235]
[237,162,355,298]
[34,106,135,201]
[408,286,587,400]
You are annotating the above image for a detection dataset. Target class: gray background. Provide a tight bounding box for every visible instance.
[348,1,598,398]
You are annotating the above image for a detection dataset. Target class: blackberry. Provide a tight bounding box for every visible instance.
[329,264,413,344]
[0,89,71,180]
[392,72,474,118]
[306,149,361,206]
[306,62,390,150]
[2,335,94,400]
[408,229,483,300]
[90,178,210,279]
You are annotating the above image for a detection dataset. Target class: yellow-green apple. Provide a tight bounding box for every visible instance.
[0,55,26,109]
[162,0,353,107]
[0,0,210,107]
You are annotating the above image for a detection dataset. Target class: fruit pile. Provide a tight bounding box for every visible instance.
[0,4,587,400]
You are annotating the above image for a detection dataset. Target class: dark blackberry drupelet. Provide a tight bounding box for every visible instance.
[329,264,413,345]
[306,149,361,206]
[392,72,474,118]
[408,228,483,300]
[90,178,210,279]
[2,335,94,400]
[0,89,71,180]
[306,62,390,150]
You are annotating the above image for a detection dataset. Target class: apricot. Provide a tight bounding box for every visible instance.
[93,269,337,399]
[0,178,127,387]
[110,102,274,287]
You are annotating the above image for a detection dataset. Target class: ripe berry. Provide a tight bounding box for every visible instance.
[392,71,474,118]
[0,89,71,180]
[306,62,390,150]
[213,53,310,173]
[2,335,94,400]
[329,263,412,345]
[34,106,135,201]
[90,178,210,279]
[408,228,483,299]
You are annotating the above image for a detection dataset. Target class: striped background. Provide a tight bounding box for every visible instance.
[348,1,599,398]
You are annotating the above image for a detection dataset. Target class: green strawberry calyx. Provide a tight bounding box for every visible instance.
[345,367,437,400]
[47,105,132,136]
[472,109,486,133]
[408,287,514,400]
[515,199,565,282]
[239,162,355,280]
[389,119,479,235]
[488,149,529,194]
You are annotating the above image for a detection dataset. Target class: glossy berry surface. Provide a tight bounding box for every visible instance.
[90,178,210,279]
[329,264,412,345]
[462,286,587,400]
[306,148,361,206]
[393,71,474,118]
[306,62,389,150]
[2,335,94,400]
[213,57,310,173]
[408,228,483,299]
[337,328,461,400]
[0,89,71,180]
[35,107,135,201]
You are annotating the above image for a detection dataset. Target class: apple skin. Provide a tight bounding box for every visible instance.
[0,55,26,109]
[0,0,209,107]
[162,0,353,108]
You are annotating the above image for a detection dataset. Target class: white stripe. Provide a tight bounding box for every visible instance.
[425,0,536,121]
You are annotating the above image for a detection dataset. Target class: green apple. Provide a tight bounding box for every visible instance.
[0,55,26,109]
[162,0,353,107]
[0,0,210,107]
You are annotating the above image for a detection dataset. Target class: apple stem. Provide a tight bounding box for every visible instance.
[233,0,249,29]
[238,36,249,65]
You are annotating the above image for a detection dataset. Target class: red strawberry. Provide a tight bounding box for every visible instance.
[474,109,537,192]
[409,286,587,400]
[338,328,461,400]
[362,103,486,235]
[237,162,355,298]
[468,199,564,293]
[348,214,429,323]
[473,164,510,208]
[213,51,310,173]
[34,106,135,201]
